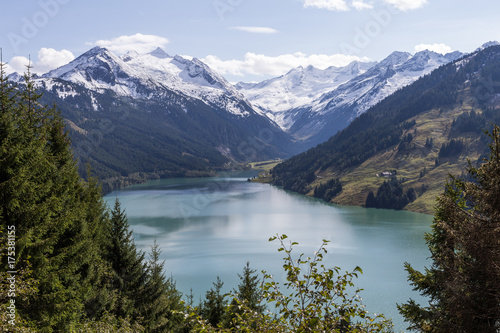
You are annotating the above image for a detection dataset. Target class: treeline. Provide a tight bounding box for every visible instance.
[451,108,500,139]
[313,178,342,202]
[365,178,417,210]
[438,139,465,158]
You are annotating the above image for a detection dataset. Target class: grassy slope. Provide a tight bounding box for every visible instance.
[249,160,283,183]
[263,46,500,214]
[308,98,484,215]
[249,160,283,171]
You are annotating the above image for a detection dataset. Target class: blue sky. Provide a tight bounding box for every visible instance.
[1,0,499,82]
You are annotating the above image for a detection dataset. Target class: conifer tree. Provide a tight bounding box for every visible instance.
[78,173,118,321]
[399,126,500,332]
[141,239,184,332]
[234,262,264,313]
[1,56,193,332]
[201,276,227,328]
[222,262,265,329]
[107,198,147,320]
[0,61,110,331]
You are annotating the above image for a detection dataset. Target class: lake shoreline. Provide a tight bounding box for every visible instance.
[251,174,435,217]
[105,173,433,331]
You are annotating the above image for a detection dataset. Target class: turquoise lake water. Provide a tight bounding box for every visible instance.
[104,171,433,331]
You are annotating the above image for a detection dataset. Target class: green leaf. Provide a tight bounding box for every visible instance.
[308,317,319,328]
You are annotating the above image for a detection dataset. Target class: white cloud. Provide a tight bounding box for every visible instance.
[383,0,428,11]
[6,48,75,75]
[301,0,350,11]
[202,52,370,77]
[36,48,75,73]
[230,26,279,34]
[89,33,169,55]
[300,0,380,11]
[351,1,374,10]
[5,56,31,75]
[414,43,452,55]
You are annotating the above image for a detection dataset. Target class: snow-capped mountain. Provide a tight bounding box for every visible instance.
[235,61,376,131]
[43,46,252,116]
[237,49,463,146]
[476,40,500,51]
[316,50,463,115]
[10,47,300,184]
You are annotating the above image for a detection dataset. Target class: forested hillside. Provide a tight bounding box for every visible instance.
[7,47,299,194]
[268,45,500,214]
[35,78,298,194]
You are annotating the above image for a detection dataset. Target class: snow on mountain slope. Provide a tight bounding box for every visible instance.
[235,61,376,130]
[476,41,500,51]
[22,47,299,168]
[319,50,462,118]
[237,49,463,141]
[13,45,466,151]
[43,47,155,99]
[43,47,251,116]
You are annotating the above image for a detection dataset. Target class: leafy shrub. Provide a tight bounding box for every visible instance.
[186,235,394,332]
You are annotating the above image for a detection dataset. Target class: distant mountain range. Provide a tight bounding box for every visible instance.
[236,49,463,146]
[266,43,500,214]
[9,42,496,194]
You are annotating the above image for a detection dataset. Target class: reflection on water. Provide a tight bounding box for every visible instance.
[105,171,432,331]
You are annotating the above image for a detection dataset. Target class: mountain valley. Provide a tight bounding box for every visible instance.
[266,44,500,214]
[8,42,499,204]
[12,47,299,192]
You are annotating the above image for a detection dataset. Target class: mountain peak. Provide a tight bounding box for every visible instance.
[83,46,112,57]
[413,49,439,56]
[122,50,139,62]
[380,51,412,67]
[70,46,122,66]
[149,47,171,59]
[477,41,500,51]
[43,45,123,80]
[411,49,445,62]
